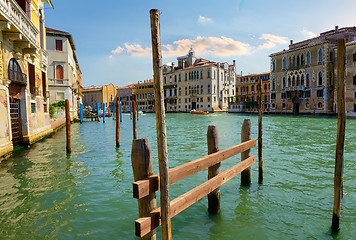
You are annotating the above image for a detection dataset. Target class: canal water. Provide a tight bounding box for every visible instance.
[0,113,355,239]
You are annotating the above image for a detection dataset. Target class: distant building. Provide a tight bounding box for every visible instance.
[46,27,82,118]
[269,26,356,115]
[117,83,136,112]
[136,79,154,112]
[232,72,270,112]
[163,48,236,112]
[0,0,53,159]
[83,83,118,111]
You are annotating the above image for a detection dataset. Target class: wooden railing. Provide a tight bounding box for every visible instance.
[131,119,256,238]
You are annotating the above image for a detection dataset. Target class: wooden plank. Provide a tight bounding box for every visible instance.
[133,139,256,199]
[135,156,256,237]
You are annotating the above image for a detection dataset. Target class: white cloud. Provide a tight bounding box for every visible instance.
[198,16,212,23]
[300,29,317,39]
[110,33,288,57]
[124,43,151,56]
[258,34,288,49]
[111,46,124,54]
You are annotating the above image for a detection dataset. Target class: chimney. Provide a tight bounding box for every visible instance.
[335,26,339,31]
[233,60,236,67]
[290,40,293,45]
[172,62,175,72]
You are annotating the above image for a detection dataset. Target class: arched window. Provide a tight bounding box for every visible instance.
[293,56,296,67]
[301,75,304,86]
[272,79,276,91]
[288,77,291,87]
[8,58,25,83]
[318,72,323,86]
[306,74,310,87]
[283,57,286,70]
[289,56,292,68]
[55,65,64,79]
[301,54,305,65]
[297,76,300,86]
[297,55,300,66]
[307,52,311,65]
[178,87,181,96]
[282,77,286,89]
[318,48,323,63]
[292,76,295,86]
[264,95,267,102]
[272,60,276,71]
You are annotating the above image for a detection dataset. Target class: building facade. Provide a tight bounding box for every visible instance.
[232,72,270,112]
[83,83,117,111]
[0,0,53,159]
[117,83,136,112]
[163,48,236,112]
[269,26,356,115]
[46,27,81,118]
[136,79,154,112]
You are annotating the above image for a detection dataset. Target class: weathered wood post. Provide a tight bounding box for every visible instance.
[150,9,172,240]
[241,119,251,186]
[116,100,120,147]
[103,103,106,123]
[131,138,157,240]
[207,125,220,214]
[65,99,71,153]
[258,78,263,184]
[96,102,100,121]
[120,102,123,122]
[80,103,83,123]
[133,100,137,140]
[331,38,346,232]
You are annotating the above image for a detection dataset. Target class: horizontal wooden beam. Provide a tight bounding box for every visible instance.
[135,155,256,237]
[133,139,256,199]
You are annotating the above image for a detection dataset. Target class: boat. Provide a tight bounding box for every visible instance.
[190,109,209,115]
[138,111,144,115]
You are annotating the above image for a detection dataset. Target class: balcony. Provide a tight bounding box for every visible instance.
[40,49,48,67]
[48,78,70,86]
[8,69,26,84]
[0,0,39,48]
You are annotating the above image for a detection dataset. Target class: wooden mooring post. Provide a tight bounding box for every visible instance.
[113,102,116,120]
[116,100,120,147]
[331,38,346,232]
[131,138,157,240]
[137,100,139,120]
[258,78,263,184]
[130,101,133,119]
[65,99,71,153]
[133,100,137,140]
[207,125,220,214]
[150,8,172,240]
[120,102,123,122]
[96,102,100,121]
[103,103,106,123]
[80,103,83,123]
[241,119,251,186]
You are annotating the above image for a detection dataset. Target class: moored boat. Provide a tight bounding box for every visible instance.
[190,109,209,115]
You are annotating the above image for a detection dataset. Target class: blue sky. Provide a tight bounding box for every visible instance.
[45,0,356,88]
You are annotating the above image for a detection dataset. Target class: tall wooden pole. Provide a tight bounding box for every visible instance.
[131,138,157,240]
[258,78,263,184]
[241,119,251,186]
[133,100,137,140]
[150,9,172,240]
[96,102,100,122]
[120,102,123,122]
[116,100,120,147]
[207,125,220,214]
[103,103,106,123]
[331,38,346,232]
[80,103,83,123]
[65,99,71,153]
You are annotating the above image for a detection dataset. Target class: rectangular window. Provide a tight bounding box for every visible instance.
[317,90,324,98]
[271,93,276,100]
[305,90,311,98]
[28,63,36,94]
[31,103,36,113]
[56,92,65,100]
[353,75,356,85]
[299,91,304,98]
[56,39,63,51]
[42,71,47,98]
[44,103,48,113]
[353,53,356,62]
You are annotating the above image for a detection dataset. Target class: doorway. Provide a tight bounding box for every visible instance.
[9,98,22,146]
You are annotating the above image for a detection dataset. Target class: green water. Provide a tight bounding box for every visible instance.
[0,113,355,239]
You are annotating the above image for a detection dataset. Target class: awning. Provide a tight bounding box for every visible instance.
[43,0,54,8]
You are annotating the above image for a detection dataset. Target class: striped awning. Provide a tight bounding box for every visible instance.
[43,0,54,8]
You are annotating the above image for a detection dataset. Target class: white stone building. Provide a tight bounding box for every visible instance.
[163,48,236,112]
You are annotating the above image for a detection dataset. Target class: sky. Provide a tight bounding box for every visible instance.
[44,0,356,88]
